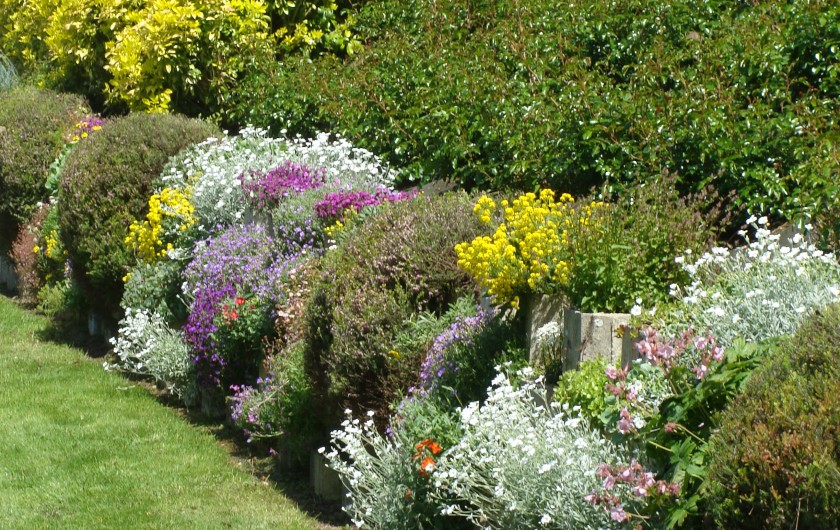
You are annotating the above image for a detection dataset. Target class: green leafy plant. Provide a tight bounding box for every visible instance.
[229,341,320,464]
[705,304,840,529]
[564,174,731,313]
[57,112,217,321]
[598,328,771,528]
[210,294,275,390]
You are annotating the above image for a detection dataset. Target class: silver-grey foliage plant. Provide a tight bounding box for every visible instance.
[660,216,840,347]
[106,308,197,405]
[0,53,18,91]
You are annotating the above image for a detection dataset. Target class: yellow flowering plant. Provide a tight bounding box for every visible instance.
[125,187,197,268]
[455,189,604,308]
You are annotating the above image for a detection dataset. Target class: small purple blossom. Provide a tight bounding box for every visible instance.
[240,161,326,211]
[183,224,302,387]
[314,187,418,221]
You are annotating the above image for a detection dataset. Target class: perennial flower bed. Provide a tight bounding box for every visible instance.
[2,96,838,529]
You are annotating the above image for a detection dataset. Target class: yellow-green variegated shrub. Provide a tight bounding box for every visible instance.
[0,0,356,114]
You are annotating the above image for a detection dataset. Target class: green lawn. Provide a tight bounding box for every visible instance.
[0,296,328,529]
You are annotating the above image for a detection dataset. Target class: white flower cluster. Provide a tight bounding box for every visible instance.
[160,127,399,232]
[431,367,629,530]
[106,308,196,402]
[666,217,840,346]
[161,127,290,230]
[284,132,399,191]
[322,409,418,529]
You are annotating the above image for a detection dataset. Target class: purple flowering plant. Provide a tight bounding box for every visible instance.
[409,308,494,402]
[182,224,300,389]
[314,187,419,222]
[239,160,326,212]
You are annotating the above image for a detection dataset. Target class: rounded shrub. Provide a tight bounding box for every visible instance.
[304,192,488,425]
[0,86,89,242]
[705,304,840,529]
[58,112,218,319]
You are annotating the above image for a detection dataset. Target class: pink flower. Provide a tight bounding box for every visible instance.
[694,363,709,380]
[610,504,628,522]
[617,407,636,434]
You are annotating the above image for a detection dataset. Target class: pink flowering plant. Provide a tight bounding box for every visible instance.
[588,328,768,528]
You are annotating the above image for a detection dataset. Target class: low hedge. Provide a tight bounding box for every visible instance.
[0,86,89,244]
[58,112,218,320]
[706,304,840,529]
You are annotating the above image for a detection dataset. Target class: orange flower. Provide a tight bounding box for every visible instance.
[235,297,246,306]
[418,456,436,478]
[228,310,239,321]
[415,438,443,456]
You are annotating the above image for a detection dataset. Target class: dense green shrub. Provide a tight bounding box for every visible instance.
[58,113,217,320]
[706,304,840,529]
[229,0,840,222]
[0,0,359,114]
[0,86,89,242]
[304,192,487,425]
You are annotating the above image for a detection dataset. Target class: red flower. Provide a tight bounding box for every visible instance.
[228,310,239,321]
[235,297,246,306]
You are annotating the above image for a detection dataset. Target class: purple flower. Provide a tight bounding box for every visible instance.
[314,187,419,221]
[240,161,326,211]
[183,224,303,387]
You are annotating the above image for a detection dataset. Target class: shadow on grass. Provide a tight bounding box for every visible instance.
[159,390,348,529]
[10,294,348,529]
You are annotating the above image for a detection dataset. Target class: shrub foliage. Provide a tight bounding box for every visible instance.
[304,192,487,424]
[0,86,89,240]
[229,0,840,225]
[58,113,217,318]
[706,304,840,529]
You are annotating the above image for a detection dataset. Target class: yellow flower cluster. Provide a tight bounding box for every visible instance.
[44,230,65,261]
[125,187,196,265]
[456,189,603,306]
[324,207,359,241]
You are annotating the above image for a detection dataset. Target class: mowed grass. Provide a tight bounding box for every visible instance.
[0,296,325,529]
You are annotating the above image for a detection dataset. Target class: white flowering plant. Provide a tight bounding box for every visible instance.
[160,127,400,233]
[430,367,651,529]
[322,397,469,530]
[658,216,840,347]
[106,308,198,405]
[160,127,292,230]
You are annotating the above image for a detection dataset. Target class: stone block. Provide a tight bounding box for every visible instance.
[310,450,345,502]
[0,255,18,293]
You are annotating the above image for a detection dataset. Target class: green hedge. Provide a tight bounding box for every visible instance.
[58,113,218,320]
[706,304,840,529]
[226,0,840,223]
[0,86,89,244]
